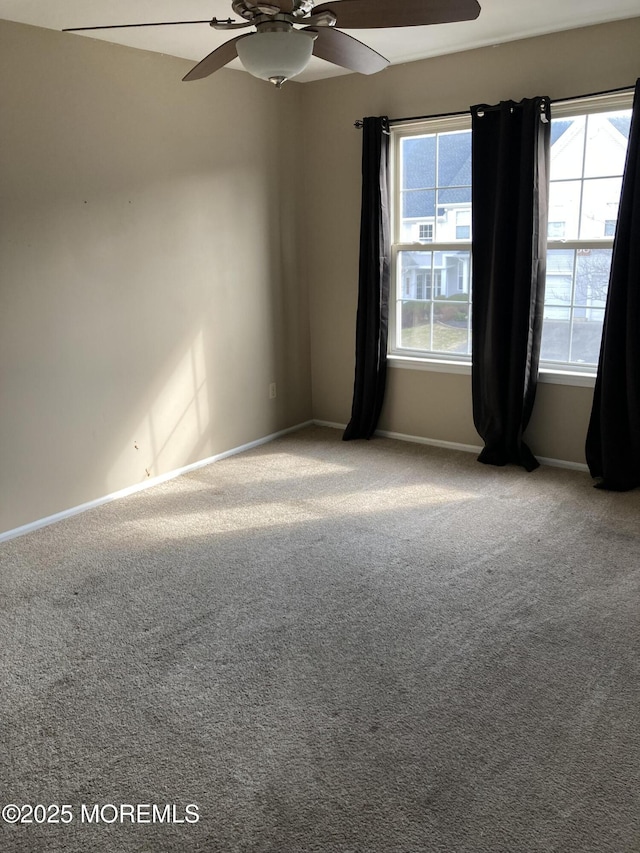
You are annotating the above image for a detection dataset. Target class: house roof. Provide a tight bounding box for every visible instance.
[402,114,631,220]
[402,132,471,218]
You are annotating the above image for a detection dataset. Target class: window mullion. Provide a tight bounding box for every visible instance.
[429,300,434,352]
[567,249,578,363]
[576,114,590,240]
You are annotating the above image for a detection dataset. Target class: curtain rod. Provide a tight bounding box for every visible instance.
[353,84,636,128]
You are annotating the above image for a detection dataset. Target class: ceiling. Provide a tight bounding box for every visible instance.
[1,0,639,83]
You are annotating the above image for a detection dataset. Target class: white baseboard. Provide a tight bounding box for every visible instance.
[375,428,483,455]
[311,421,483,455]
[312,420,347,431]
[536,456,589,473]
[314,421,590,474]
[0,421,314,544]
[2,418,590,544]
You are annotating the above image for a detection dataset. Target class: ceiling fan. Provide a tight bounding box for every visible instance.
[63,0,481,88]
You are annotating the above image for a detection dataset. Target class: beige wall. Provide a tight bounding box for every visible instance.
[2,16,640,534]
[0,20,311,533]
[302,18,640,463]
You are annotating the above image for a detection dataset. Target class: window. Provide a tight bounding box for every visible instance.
[390,92,632,374]
[456,210,471,240]
[548,221,566,238]
[541,93,631,369]
[391,115,472,360]
[419,223,434,242]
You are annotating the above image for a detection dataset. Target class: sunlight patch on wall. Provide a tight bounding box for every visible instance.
[107,329,210,492]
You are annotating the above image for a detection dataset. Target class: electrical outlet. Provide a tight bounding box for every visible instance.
[269,382,277,399]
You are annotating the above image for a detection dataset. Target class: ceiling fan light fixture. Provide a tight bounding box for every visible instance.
[236,26,316,87]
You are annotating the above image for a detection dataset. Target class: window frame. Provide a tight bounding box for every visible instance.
[389,113,473,367]
[418,223,434,242]
[540,91,632,375]
[387,91,633,383]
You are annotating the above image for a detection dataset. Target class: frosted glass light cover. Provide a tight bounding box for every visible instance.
[237,29,315,83]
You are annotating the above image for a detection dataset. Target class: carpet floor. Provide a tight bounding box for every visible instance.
[1,425,639,852]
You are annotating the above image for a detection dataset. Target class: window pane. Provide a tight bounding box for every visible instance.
[400,301,432,349]
[571,309,605,365]
[436,131,471,241]
[584,112,630,178]
[437,130,472,187]
[402,135,436,189]
[550,116,585,180]
[548,221,566,239]
[606,111,632,142]
[574,248,611,307]
[540,307,571,363]
[548,180,581,240]
[433,250,471,297]
[545,249,575,305]
[399,251,432,299]
[433,302,470,354]
[580,177,623,239]
[542,248,613,367]
[402,188,436,220]
[433,196,472,241]
[399,130,471,244]
[401,190,435,241]
[397,250,471,353]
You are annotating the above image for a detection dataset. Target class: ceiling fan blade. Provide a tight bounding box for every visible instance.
[305,27,388,74]
[63,20,213,33]
[182,36,243,81]
[311,0,481,29]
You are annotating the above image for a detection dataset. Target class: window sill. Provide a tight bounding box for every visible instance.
[388,355,472,375]
[388,355,596,387]
[538,368,596,388]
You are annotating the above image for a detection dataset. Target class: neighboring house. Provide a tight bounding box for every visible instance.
[400,251,469,300]
[399,113,630,311]
[400,129,472,301]
[545,114,629,321]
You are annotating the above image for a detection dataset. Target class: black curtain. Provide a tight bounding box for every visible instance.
[344,117,390,441]
[585,79,640,491]
[470,97,551,471]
